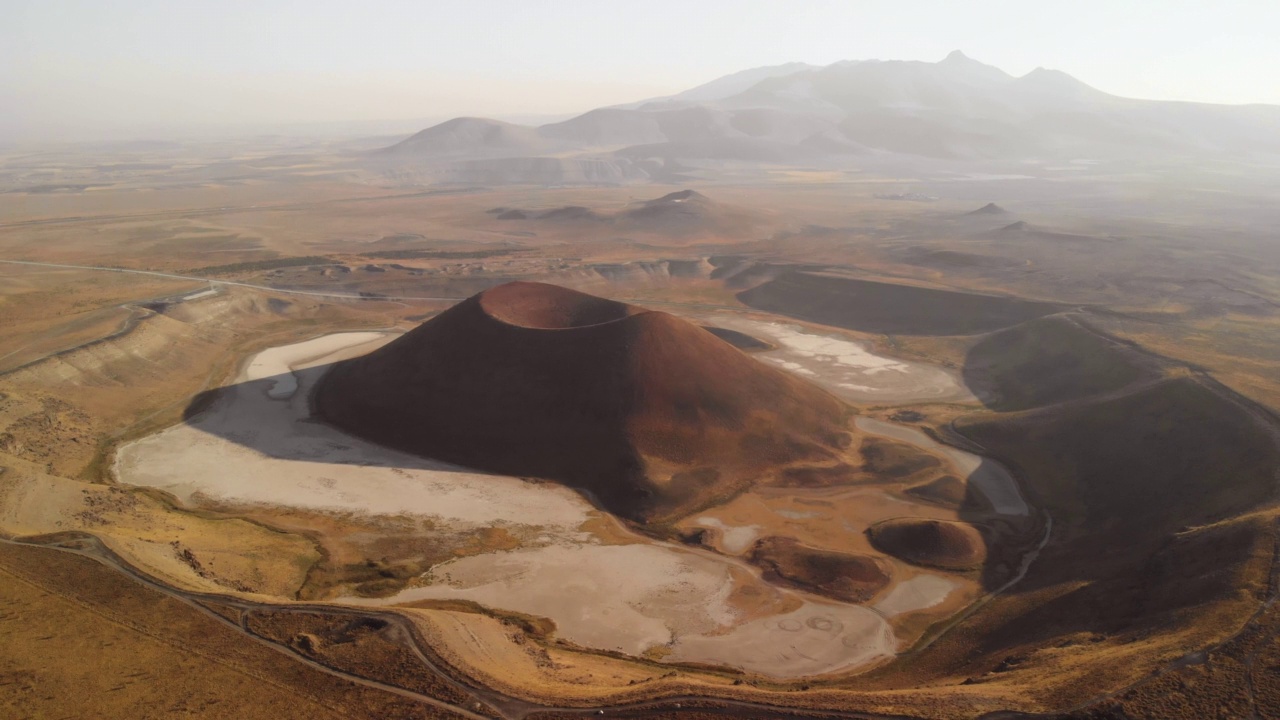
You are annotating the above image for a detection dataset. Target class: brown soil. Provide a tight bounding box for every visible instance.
[1066,596,1280,719]
[866,518,987,571]
[242,609,487,710]
[904,475,986,510]
[315,282,854,523]
[772,462,860,487]
[858,436,943,479]
[748,536,891,603]
[0,541,465,720]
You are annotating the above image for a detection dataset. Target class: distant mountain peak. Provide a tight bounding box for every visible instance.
[1023,66,1058,78]
[968,202,1009,216]
[625,62,821,108]
[371,51,1280,184]
[936,49,1014,82]
[1016,66,1108,98]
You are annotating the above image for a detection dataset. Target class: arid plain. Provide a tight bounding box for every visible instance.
[3,134,1280,720]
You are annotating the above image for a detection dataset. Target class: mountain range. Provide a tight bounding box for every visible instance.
[368,51,1280,184]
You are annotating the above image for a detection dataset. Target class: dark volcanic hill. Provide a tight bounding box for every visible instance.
[494,189,768,238]
[313,282,853,522]
[615,189,729,232]
[967,202,1009,215]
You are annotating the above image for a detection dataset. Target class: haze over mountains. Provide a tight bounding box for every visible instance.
[370,51,1280,185]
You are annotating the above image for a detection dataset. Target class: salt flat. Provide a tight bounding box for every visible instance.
[241,331,388,400]
[874,574,961,616]
[705,315,972,404]
[667,600,896,677]
[358,529,895,677]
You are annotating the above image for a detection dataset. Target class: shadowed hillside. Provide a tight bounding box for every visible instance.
[748,537,890,603]
[738,271,1062,336]
[867,518,988,571]
[963,315,1154,410]
[958,377,1276,542]
[874,375,1280,709]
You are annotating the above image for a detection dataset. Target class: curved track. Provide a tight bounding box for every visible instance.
[0,533,919,720]
[0,258,467,302]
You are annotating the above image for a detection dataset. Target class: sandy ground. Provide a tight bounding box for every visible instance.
[0,454,317,598]
[355,543,738,654]
[874,574,961,616]
[667,600,896,677]
[410,609,663,701]
[693,485,957,558]
[182,287,219,301]
[242,331,389,399]
[696,517,762,554]
[114,331,896,678]
[703,315,973,405]
[856,417,1029,516]
[358,541,895,677]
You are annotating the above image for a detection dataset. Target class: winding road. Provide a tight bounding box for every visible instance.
[0,258,467,302]
[0,533,921,720]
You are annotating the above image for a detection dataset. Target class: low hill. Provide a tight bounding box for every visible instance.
[379,117,549,158]
[967,203,1009,215]
[535,205,604,222]
[982,220,1110,245]
[313,282,854,523]
[998,220,1034,233]
[616,189,719,229]
[963,315,1154,411]
[936,375,1280,695]
[492,189,767,238]
[867,518,987,571]
[737,271,1061,336]
[749,537,890,603]
[957,376,1276,541]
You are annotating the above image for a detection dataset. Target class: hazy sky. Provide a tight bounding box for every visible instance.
[3,0,1277,142]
